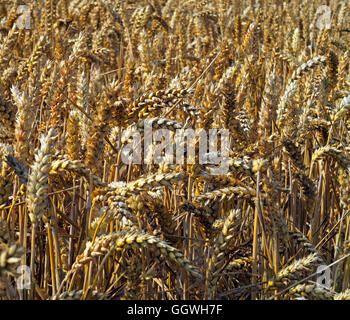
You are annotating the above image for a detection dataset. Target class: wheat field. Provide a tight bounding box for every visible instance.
[0,0,350,300]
